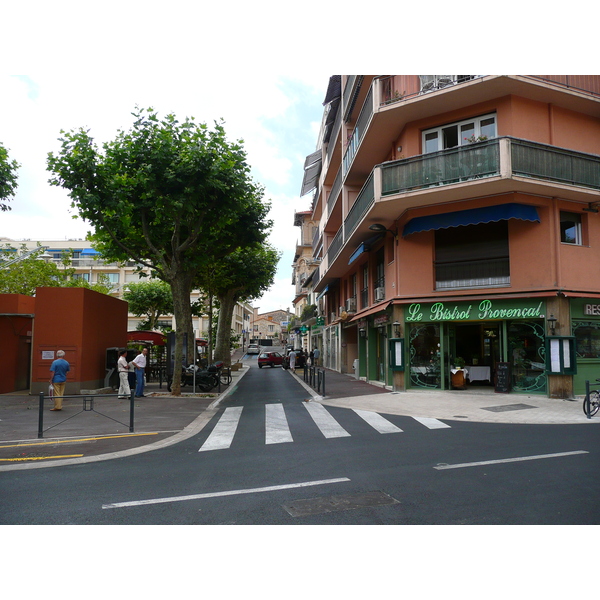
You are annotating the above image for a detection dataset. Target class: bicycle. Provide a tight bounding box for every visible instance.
[583,379,600,417]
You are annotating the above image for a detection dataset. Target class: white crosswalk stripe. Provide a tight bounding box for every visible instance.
[303,401,351,438]
[265,403,294,444]
[353,409,403,433]
[198,403,450,451]
[198,406,243,451]
[413,416,451,429]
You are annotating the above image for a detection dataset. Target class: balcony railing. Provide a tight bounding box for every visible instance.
[382,139,501,194]
[511,139,600,189]
[435,257,510,290]
[342,86,374,175]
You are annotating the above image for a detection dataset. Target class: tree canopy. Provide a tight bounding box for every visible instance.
[0,142,19,212]
[206,243,281,363]
[123,280,174,331]
[47,107,272,394]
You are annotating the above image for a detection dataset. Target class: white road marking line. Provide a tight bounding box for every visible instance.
[413,416,451,429]
[434,450,589,470]
[265,403,293,444]
[353,409,403,434]
[304,402,351,438]
[102,477,351,509]
[198,406,243,452]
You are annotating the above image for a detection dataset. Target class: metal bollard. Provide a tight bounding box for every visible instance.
[585,380,591,419]
[38,392,45,438]
[129,389,135,432]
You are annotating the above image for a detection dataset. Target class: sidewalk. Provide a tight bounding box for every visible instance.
[291,366,598,426]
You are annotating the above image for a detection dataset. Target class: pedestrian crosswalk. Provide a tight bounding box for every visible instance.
[198,403,450,452]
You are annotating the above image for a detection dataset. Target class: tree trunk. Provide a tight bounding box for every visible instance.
[169,272,195,396]
[214,289,237,366]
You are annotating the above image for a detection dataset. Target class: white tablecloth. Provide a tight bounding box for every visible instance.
[466,366,491,382]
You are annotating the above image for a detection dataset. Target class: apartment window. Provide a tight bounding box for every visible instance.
[361,264,369,309]
[560,212,582,245]
[435,221,510,289]
[423,114,496,153]
[106,273,120,284]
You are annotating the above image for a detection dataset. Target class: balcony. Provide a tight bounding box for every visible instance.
[315,137,600,291]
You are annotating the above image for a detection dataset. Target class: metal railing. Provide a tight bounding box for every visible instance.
[382,139,501,194]
[38,391,135,438]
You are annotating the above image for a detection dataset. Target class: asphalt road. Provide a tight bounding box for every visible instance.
[1,355,599,525]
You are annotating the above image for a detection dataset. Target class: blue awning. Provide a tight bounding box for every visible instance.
[348,233,384,265]
[81,248,100,255]
[402,203,540,237]
[316,285,329,301]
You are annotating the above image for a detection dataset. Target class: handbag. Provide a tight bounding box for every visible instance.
[48,384,54,397]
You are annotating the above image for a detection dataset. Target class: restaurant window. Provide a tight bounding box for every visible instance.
[435,221,509,289]
[422,113,496,153]
[560,212,582,245]
[573,322,600,359]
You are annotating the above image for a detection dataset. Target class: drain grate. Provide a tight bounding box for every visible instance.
[482,403,539,413]
[283,491,399,517]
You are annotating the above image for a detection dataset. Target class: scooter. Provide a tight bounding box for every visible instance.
[167,361,224,392]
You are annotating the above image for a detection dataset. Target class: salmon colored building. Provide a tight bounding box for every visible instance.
[301,75,600,399]
[0,294,35,393]
[30,287,128,395]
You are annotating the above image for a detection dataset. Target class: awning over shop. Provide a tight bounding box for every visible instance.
[402,203,540,237]
[349,301,392,322]
[81,248,100,255]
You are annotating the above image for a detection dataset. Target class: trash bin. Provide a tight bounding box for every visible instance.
[353,359,359,379]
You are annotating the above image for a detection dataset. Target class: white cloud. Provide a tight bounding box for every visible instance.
[0,71,325,311]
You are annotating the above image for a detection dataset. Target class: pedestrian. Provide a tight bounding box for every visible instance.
[132,347,148,397]
[309,349,314,366]
[313,347,320,366]
[117,349,131,399]
[288,348,297,370]
[49,350,70,411]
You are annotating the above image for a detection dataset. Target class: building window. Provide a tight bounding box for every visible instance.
[435,221,509,289]
[422,113,496,153]
[573,322,600,358]
[106,273,120,284]
[361,264,369,309]
[560,212,582,245]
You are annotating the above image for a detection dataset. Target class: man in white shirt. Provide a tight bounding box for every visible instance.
[132,347,148,397]
[117,349,131,399]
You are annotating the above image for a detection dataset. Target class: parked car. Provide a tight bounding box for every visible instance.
[247,344,260,355]
[258,351,284,368]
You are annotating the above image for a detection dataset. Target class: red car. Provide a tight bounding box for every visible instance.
[258,351,284,368]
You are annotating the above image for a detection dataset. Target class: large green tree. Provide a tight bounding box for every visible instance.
[0,142,19,212]
[205,243,280,364]
[47,108,271,394]
[123,280,174,331]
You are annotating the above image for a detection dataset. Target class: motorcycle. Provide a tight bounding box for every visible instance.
[167,361,224,392]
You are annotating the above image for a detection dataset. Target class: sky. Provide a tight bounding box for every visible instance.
[0,4,587,315]
[0,72,326,312]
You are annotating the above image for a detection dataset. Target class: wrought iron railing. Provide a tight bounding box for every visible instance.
[345,172,375,240]
[342,86,374,175]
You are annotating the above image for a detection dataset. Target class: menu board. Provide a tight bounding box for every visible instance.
[495,362,511,393]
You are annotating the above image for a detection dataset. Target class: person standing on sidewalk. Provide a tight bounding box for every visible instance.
[313,347,320,366]
[49,350,70,411]
[288,348,297,370]
[117,349,131,399]
[132,347,148,397]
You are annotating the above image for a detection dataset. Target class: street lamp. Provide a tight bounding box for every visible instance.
[369,223,397,238]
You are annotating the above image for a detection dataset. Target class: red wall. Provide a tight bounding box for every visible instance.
[32,287,128,394]
[0,294,35,394]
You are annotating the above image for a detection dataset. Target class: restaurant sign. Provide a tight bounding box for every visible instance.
[406,299,545,323]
